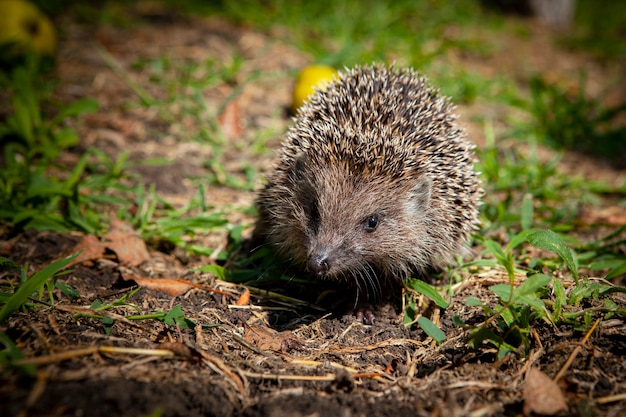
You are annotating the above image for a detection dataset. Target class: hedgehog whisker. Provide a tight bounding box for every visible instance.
[352,275,363,311]
[248,241,271,254]
[363,263,382,302]
[354,267,370,302]
[358,266,377,305]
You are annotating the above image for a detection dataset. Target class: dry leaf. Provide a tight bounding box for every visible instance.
[122,274,201,297]
[523,367,568,416]
[0,235,17,256]
[580,206,626,226]
[63,221,150,268]
[236,288,250,306]
[65,234,107,268]
[217,99,243,140]
[244,324,300,352]
[103,219,150,266]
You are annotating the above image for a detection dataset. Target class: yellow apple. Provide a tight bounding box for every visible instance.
[291,65,338,114]
[0,0,57,57]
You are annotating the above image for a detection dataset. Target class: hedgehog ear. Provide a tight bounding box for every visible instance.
[409,177,432,214]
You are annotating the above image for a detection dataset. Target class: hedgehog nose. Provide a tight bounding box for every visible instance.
[308,253,330,276]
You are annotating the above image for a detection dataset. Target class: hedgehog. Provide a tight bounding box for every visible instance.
[254,64,482,323]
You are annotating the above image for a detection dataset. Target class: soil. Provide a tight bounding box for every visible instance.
[1,4,626,417]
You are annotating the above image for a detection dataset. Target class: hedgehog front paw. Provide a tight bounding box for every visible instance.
[354,306,376,325]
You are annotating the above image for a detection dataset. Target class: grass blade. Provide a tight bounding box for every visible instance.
[520,193,534,230]
[605,260,626,280]
[0,253,79,323]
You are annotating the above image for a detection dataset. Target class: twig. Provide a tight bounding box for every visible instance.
[553,318,600,382]
[596,392,626,404]
[320,337,426,354]
[12,346,175,366]
[242,370,336,381]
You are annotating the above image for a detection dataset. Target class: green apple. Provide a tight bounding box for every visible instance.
[0,0,57,56]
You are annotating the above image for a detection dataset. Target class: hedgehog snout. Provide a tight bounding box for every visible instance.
[307,251,331,276]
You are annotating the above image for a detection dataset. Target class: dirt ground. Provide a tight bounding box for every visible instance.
[1,5,626,417]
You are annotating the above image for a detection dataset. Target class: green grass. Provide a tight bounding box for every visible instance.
[464,227,626,358]
[567,0,626,61]
[126,184,231,257]
[0,253,79,324]
[521,74,626,162]
[166,0,505,69]
[0,53,236,253]
[0,57,106,232]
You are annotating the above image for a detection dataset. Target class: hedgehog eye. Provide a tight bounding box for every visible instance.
[364,215,379,232]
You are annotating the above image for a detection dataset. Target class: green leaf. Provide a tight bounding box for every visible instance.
[51,98,99,123]
[0,252,79,323]
[515,295,546,310]
[66,199,98,234]
[51,127,79,149]
[515,273,552,297]
[195,264,231,281]
[468,327,502,349]
[526,230,579,282]
[91,288,140,312]
[229,224,246,245]
[184,245,218,257]
[417,317,446,343]
[484,238,507,262]
[64,152,89,189]
[605,260,626,280]
[12,94,35,144]
[55,282,80,300]
[496,343,517,361]
[452,315,465,326]
[506,229,534,252]
[490,284,513,302]
[406,279,450,309]
[403,301,417,325]
[465,297,483,306]
[0,257,20,271]
[162,304,194,329]
[589,258,624,271]
[22,214,72,232]
[490,274,550,308]
[155,213,228,233]
[0,331,35,376]
[520,193,534,230]
[101,317,114,335]
[484,239,515,280]
[500,305,515,327]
